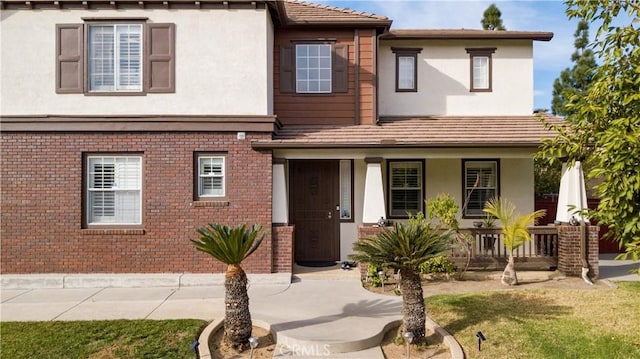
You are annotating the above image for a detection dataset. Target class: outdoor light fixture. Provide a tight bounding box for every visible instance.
[403,331,414,359]
[190,339,199,357]
[476,331,486,351]
[378,270,385,291]
[248,336,259,359]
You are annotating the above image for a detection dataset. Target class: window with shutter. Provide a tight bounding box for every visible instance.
[463,160,499,217]
[87,156,142,225]
[279,43,348,94]
[56,21,174,95]
[196,155,226,199]
[388,161,423,218]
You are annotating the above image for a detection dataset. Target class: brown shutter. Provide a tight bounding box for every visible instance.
[145,23,175,93]
[279,46,295,93]
[56,24,84,93]
[332,45,348,93]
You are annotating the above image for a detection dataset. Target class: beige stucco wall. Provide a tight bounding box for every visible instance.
[0,8,273,116]
[378,40,534,116]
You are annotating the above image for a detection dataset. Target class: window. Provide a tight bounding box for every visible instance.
[86,155,142,225]
[339,160,353,221]
[466,48,496,92]
[196,155,226,199]
[391,47,422,92]
[463,160,499,217]
[56,22,175,94]
[279,43,348,94]
[296,44,332,93]
[388,161,423,218]
[89,24,143,92]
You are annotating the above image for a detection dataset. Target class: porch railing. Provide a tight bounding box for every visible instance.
[450,226,558,270]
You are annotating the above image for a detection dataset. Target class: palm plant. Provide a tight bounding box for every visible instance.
[350,221,451,344]
[483,197,545,286]
[191,223,264,350]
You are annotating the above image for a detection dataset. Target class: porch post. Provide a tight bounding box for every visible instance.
[272,158,288,224]
[362,157,386,224]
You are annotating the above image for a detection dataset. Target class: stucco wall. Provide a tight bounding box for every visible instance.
[378,39,534,116]
[0,9,273,116]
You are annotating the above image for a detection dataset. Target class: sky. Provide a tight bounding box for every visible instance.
[313,0,584,111]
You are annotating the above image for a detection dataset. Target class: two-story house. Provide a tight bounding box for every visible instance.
[1,0,561,285]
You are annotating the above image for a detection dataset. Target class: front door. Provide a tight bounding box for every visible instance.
[290,160,340,263]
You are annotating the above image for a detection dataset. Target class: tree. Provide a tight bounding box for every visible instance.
[483,197,545,285]
[551,20,597,116]
[537,1,640,274]
[191,223,264,350]
[481,4,506,31]
[350,221,451,344]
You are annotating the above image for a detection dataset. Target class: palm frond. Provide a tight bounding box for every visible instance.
[483,197,546,252]
[192,223,264,265]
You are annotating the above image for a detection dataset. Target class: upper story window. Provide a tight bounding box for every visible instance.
[86,155,142,226]
[296,44,332,93]
[89,24,143,92]
[55,21,175,95]
[391,47,422,92]
[279,42,348,94]
[388,160,424,218]
[196,155,226,199]
[463,160,499,217]
[466,48,496,92]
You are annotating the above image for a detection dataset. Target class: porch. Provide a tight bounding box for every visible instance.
[451,226,558,271]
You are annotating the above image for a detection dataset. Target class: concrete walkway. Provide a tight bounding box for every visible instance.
[1,255,637,358]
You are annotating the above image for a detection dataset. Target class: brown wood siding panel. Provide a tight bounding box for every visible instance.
[358,30,376,125]
[274,28,356,126]
[56,24,84,93]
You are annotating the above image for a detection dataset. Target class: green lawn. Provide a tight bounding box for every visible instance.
[0,319,206,359]
[427,282,640,359]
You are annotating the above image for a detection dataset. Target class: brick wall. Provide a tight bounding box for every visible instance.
[1,132,274,274]
[356,225,387,279]
[557,225,599,278]
[272,225,294,273]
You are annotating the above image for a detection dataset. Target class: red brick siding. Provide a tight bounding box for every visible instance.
[557,225,599,278]
[272,225,294,273]
[356,225,388,279]
[1,132,273,274]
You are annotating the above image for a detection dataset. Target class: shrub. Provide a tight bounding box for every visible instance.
[419,256,457,275]
[366,264,385,287]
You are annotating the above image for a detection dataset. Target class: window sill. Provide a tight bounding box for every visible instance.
[193,201,230,208]
[82,228,145,235]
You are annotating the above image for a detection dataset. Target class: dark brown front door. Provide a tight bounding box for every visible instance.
[290,160,340,262]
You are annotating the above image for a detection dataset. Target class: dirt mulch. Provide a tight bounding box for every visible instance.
[208,326,275,359]
[380,325,451,359]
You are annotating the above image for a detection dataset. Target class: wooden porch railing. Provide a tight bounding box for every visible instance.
[450,226,559,270]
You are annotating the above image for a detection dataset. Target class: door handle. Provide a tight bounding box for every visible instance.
[327,211,332,219]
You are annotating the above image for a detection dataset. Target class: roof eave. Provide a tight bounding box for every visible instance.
[380,32,554,42]
[251,142,544,150]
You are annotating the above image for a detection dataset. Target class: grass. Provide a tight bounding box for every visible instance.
[0,319,206,359]
[427,282,640,359]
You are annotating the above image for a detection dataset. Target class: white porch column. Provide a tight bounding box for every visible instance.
[362,157,386,224]
[272,158,288,224]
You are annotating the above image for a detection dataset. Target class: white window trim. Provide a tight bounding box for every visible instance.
[295,44,332,94]
[86,155,142,225]
[88,24,143,93]
[197,155,226,199]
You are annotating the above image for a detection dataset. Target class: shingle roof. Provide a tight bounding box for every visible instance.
[253,114,563,149]
[281,0,391,27]
[381,29,553,41]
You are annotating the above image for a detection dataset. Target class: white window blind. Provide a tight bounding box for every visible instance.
[89,24,142,92]
[389,161,423,217]
[296,44,332,93]
[473,56,489,89]
[199,156,225,197]
[398,56,415,90]
[464,161,497,216]
[87,156,141,224]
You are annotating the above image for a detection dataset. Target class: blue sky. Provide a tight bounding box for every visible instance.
[314,0,583,111]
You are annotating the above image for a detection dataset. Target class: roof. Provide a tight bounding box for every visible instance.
[252,114,563,149]
[280,0,392,27]
[380,29,554,41]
